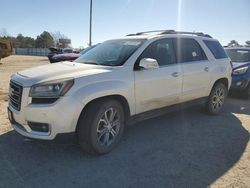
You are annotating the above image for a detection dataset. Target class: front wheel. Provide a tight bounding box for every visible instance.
[206,83,228,115]
[78,99,125,155]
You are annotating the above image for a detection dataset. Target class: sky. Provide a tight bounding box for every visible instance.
[1,0,250,48]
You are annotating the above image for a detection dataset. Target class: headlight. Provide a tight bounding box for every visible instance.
[30,79,74,98]
[232,66,248,75]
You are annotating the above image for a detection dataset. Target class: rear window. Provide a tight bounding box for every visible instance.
[203,40,228,59]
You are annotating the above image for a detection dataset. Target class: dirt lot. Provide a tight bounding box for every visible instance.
[0,55,249,188]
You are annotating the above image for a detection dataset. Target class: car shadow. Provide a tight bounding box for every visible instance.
[224,96,250,115]
[0,104,249,188]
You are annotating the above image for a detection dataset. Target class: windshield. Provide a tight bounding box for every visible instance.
[226,49,250,62]
[75,39,145,66]
[79,44,98,55]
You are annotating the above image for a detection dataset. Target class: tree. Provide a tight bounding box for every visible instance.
[1,30,69,48]
[227,40,241,47]
[23,37,35,48]
[245,41,250,47]
[35,31,54,48]
[8,34,35,48]
[15,34,24,47]
[50,31,71,48]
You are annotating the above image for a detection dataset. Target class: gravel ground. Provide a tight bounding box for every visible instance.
[0,56,249,188]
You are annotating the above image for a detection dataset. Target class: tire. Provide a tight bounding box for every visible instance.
[78,99,125,155]
[206,83,228,115]
[49,59,55,63]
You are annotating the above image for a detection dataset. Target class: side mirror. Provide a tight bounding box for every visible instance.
[139,58,159,69]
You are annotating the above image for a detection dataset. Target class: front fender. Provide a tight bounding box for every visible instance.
[72,80,135,115]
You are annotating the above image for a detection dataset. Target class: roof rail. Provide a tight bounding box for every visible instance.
[136,30,175,35]
[126,30,212,38]
[126,30,167,36]
[161,30,212,38]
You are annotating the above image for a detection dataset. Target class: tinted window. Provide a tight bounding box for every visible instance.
[138,38,176,67]
[204,40,228,59]
[174,38,207,63]
[225,49,250,62]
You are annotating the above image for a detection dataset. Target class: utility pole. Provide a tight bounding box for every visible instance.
[89,0,93,46]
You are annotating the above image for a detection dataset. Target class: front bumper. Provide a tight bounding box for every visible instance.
[8,86,84,140]
[231,73,250,91]
[230,74,250,91]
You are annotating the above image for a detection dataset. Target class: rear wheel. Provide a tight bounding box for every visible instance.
[206,83,227,115]
[78,99,125,155]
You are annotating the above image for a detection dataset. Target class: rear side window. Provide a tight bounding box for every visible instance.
[203,40,228,59]
[174,38,207,63]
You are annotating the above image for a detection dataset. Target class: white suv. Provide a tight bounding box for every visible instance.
[8,30,232,154]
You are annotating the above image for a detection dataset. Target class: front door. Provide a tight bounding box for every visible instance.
[134,38,183,114]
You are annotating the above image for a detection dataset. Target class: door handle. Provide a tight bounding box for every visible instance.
[172,72,181,78]
[204,67,209,72]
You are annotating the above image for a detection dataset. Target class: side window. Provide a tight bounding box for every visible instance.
[203,40,228,59]
[174,38,207,63]
[137,38,176,67]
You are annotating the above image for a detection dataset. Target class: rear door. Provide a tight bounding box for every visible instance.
[174,38,211,102]
[134,38,183,114]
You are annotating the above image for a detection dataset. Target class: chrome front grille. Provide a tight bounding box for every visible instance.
[9,81,23,111]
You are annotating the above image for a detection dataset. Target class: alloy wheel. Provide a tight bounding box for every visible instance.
[96,107,121,146]
[212,87,225,111]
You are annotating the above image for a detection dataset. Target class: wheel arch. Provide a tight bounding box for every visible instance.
[213,78,229,90]
[75,94,131,132]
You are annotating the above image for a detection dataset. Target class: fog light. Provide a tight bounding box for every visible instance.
[28,122,49,133]
[236,81,242,86]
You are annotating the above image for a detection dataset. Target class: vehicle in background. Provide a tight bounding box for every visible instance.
[50,44,99,63]
[47,48,62,62]
[0,39,13,61]
[225,47,250,98]
[62,48,73,53]
[50,52,79,63]
[8,30,232,155]
[47,48,73,63]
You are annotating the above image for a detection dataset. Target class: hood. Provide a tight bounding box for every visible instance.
[13,62,112,87]
[232,61,250,69]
